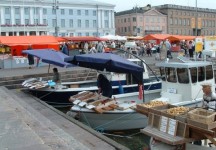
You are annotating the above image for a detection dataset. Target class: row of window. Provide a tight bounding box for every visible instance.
[4,7,109,17]
[171,11,216,18]
[3,18,110,28]
[117,17,166,23]
[117,26,165,33]
[170,18,216,27]
[160,66,213,84]
[169,28,216,36]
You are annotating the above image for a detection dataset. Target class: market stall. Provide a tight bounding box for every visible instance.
[135,101,216,149]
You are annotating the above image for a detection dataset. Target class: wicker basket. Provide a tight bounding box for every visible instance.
[188,108,216,124]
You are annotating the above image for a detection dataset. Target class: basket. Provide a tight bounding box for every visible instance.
[188,108,216,124]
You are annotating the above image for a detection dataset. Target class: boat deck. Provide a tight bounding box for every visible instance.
[0,87,128,150]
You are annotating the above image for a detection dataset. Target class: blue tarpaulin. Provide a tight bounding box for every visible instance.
[65,53,144,83]
[22,49,75,68]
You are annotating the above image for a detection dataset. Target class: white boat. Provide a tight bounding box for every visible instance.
[23,58,162,106]
[67,59,215,131]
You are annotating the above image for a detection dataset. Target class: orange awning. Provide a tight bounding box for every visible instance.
[64,36,108,42]
[143,34,170,40]
[167,35,196,41]
[0,36,59,46]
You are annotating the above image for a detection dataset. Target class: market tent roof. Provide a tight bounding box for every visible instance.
[100,35,127,41]
[127,36,143,40]
[143,34,170,40]
[63,36,108,42]
[56,37,67,42]
[0,36,59,46]
[65,53,143,83]
[167,35,196,41]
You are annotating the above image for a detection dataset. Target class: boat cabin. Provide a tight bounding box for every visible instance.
[156,61,215,105]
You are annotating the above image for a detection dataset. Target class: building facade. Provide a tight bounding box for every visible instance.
[0,0,115,36]
[115,6,167,36]
[156,4,216,36]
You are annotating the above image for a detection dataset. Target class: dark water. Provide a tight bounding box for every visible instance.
[56,106,150,150]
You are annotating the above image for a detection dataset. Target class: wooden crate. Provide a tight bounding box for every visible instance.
[160,107,191,119]
[188,108,216,124]
[136,101,168,115]
[148,113,188,138]
[149,104,176,115]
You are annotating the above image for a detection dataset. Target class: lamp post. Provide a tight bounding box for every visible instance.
[195,0,198,36]
[53,0,59,37]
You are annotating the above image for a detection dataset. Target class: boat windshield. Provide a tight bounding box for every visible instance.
[165,67,177,83]
[177,68,189,84]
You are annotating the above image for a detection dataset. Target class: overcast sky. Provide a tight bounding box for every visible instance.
[95,0,216,12]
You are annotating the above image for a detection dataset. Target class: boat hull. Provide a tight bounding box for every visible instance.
[29,82,162,106]
[67,109,148,131]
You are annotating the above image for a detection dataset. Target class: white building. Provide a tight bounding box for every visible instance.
[0,0,115,36]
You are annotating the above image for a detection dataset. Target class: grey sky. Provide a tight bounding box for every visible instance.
[95,0,216,12]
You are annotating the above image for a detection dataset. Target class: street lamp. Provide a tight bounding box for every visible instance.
[195,0,198,36]
[53,0,59,36]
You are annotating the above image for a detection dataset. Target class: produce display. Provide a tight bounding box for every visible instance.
[139,100,167,108]
[166,106,189,115]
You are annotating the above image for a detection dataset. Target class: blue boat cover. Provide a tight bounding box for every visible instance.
[22,49,75,68]
[65,53,144,83]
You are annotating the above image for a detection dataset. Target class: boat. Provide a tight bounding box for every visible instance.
[23,54,161,106]
[67,59,215,131]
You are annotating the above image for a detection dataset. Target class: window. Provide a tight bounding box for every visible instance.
[124,18,126,23]
[85,10,89,16]
[34,19,39,24]
[85,20,89,28]
[24,8,29,15]
[170,18,173,25]
[140,17,143,21]
[105,20,109,28]
[128,26,130,32]
[177,68,189,83]
[93,20,97,28]
[198,67,205,82]
[69,19,73,27]
[206,65,213,80]
[15,8,20,14]
[43,19,47,25]
[133,17,136,22]
[5,7,10,14]
[15,19,20,25]
[78,19,81,27]
[124,27,127,32]
[78,32,82,36]
[61,19,65,27]
[165,67,177,83]
[146,17,149,23]
[52,9,56,15]
[69,9,73,15]
[159,67,166,81]
[34,8,39,15]
[179,18,182,25]
[77,10,81,15]
[174,18,178,25]
[128,18,130,22]
[104,10,108,17]
[86,32,89,36]
[5,19,10,25]
[93,10,96,16]
[61,9,65,15]
[43,8,47,15]
[25,19,29,25]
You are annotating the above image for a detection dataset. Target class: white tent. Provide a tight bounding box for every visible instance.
[100,35,127,41]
